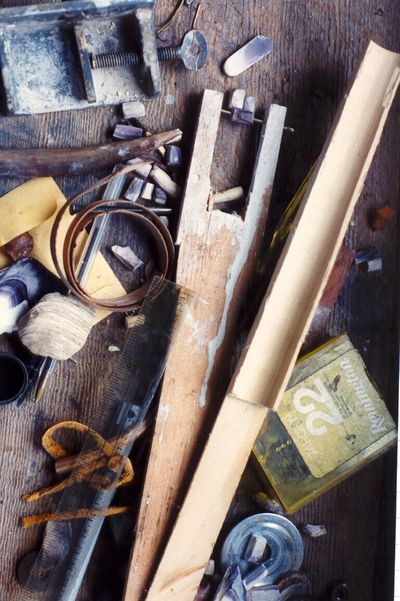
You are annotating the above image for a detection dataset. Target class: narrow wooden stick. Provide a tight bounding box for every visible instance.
[144,41,400,601]
[0,130,182,177]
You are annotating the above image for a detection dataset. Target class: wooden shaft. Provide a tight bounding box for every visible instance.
[144,41,400,601]
[0,130,182,177]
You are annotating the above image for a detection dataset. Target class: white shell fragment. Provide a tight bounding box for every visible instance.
[108,345,120,352]
[244,96,256,114]
[204,559,215,576]
[122,100,146,120]
[0,299,28,334]
[127,157,153,179]
[111,245,144,272]
[141,182,154,201]
[243,533,268,564]
[223,36,273,77]
[150,165,181,199]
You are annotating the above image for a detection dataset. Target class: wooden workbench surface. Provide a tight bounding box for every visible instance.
[0,1,398,600]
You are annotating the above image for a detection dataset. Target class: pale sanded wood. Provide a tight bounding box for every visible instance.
[145,41,400,601]
[123,92,286,601]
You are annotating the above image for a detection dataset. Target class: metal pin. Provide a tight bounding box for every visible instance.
[221,108,263,124]
[221,108,294,132]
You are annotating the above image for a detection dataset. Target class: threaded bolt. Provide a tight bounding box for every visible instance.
[90,29,207,72]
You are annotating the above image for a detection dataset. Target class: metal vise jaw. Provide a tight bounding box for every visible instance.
[0,0,160,115]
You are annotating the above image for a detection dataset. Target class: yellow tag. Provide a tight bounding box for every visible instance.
[278,349,395,478]
[0,178,126,322]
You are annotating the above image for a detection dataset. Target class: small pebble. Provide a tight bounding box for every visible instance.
[122,100,146,120]
[125,177,145,202]
[359,257,382,273]
[232,107,254,125]
[369,204,396,231]
[108,345,120,352]
[141,182,154,201]
[302,523,328,538]
[229,89,246,110]
[165,95,176,106]
[127,157,153,179]
[165,145,182,167]
[153,187,168,206]
[354,247,378,264]
[243,534,268,564]
[113,124,143,140]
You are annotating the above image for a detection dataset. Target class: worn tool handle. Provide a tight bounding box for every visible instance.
[0,130,182,177]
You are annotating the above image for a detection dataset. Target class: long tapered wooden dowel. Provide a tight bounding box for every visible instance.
[0,130,182,177]
[144,41,400,601]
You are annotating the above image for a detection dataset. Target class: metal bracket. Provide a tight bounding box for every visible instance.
[0,0,160,115]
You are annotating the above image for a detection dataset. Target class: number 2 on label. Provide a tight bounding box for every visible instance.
[292,378,343,436]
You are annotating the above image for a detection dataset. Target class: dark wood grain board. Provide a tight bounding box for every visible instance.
[0,1,398,600]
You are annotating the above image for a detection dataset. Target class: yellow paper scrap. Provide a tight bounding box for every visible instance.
[0,178,125,321]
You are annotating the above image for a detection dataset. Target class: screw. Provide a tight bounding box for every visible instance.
[90,29,208,71]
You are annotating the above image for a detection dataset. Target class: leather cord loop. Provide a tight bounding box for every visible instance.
[50,176,175,311]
